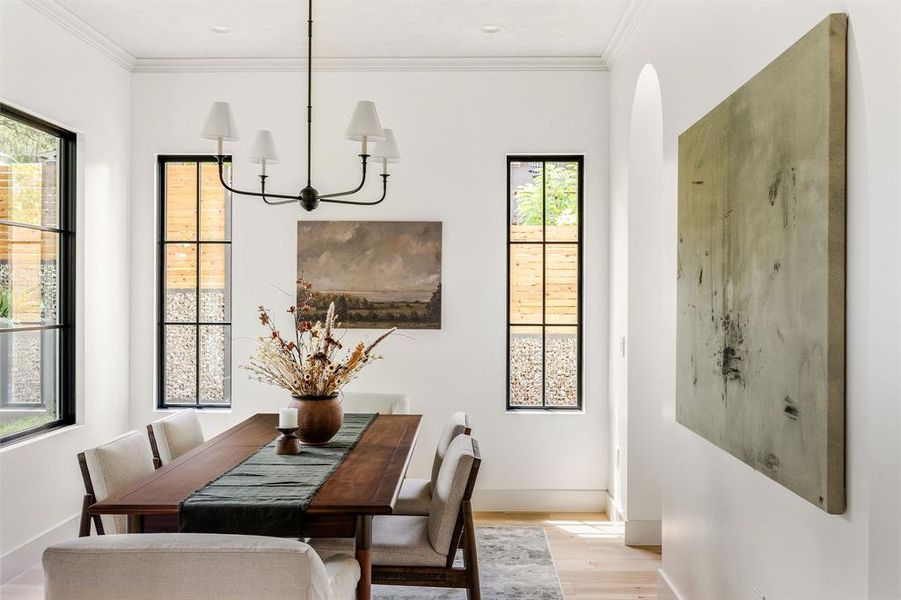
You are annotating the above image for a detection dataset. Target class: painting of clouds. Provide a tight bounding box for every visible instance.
[297,221,442,329]
[676,14,846,513]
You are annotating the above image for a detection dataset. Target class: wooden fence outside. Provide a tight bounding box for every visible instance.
[3,163,578,324]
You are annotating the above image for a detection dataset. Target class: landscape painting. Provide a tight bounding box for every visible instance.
[297,221,442,329]
[676,14,846,513]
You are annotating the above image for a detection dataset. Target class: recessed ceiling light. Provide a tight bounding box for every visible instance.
[212,25,231,34]
[481,24,503,34]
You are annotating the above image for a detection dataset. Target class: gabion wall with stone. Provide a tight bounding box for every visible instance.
[509,333,578,407]
[0,261,58,407]
[163,289,230,404]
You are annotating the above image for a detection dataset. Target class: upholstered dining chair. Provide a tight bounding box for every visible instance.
[341,391,411,414]
[77,430,156,537]
[147,409,205,467]
[43,533,360,600]
[311,434,482,599]
[394,411,471,516]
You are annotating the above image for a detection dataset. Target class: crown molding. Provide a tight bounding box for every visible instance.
[132,56,608,73]
[599,0,650,68]
[24,0,136,70]
[25,0,642,74]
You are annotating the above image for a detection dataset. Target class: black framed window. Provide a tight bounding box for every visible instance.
[158,156,232,408]
[0,104,76,444]
[507,156,583,410]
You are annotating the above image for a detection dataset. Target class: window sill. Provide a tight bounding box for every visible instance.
[506,408,585,415]
[0,423,84,453]
[154,407,232,414]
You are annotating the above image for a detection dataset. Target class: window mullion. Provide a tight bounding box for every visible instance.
[541,160,547,408]
[194,162,201,406]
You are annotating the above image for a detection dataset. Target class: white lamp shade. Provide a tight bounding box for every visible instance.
[201,101,239,141]
[371,128,401,163]
[345,101,385,141]
[249,130,280,164]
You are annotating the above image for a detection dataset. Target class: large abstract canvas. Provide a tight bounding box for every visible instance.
[297,221,442,329]
[676,14,846,513]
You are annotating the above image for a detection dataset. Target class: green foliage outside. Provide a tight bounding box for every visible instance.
[513,162,579,226]
[0,286,10,320]
[0,412,57,437]
[0,114,56,163]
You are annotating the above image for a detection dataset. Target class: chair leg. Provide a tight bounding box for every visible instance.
[462,501,480,600]
[78,495,92,537]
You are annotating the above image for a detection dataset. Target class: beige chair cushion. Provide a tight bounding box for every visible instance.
[393,412,470,517]
[311,515,446,567]
[428,434,476,556]
[430,411,471,486]
[341,392,410,414]
[82,431,156,534]
[150,409,205,465]
[394,477,432,516]
[43,533,357,600]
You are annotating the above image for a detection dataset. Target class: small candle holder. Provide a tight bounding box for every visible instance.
[275,427,302,455]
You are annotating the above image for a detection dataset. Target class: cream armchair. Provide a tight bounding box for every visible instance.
[311,434,482,598]
[147,409,205,466]
[43,533,360,600]
[77,430,157,536]
[394,411,471,516]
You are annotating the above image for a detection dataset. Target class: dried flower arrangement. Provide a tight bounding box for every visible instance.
[243,278,396,397]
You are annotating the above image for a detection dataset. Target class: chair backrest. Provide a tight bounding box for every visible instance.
[341,391,410,414]
[427,434,480,559]
[42,533,352,600]
[78,431,156,534]
[430,411,471,486]
[148,409,204,465]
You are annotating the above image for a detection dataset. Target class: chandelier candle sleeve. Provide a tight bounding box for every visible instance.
[199,0,401,211]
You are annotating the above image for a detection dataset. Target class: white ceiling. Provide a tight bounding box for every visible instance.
[52,0,636,61]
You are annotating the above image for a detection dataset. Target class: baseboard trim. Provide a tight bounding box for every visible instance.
[606,493,625,522]
[658,568,687,600]
[1,513,79,584]
[472,489,607,512]
[624,519,661,546]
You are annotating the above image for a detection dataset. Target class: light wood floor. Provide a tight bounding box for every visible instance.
[1,512,670,600]
[476,512,667,599]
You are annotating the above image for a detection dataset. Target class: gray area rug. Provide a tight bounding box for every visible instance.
[373,526,564,599]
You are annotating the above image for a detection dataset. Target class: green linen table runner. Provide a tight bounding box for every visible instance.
[178,412,377,537]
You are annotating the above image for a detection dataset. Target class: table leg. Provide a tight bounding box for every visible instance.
[126,515,144,534]
[355,515,372,600]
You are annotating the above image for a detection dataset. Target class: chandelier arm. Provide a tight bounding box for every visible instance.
[318,154,370,199]
[320,174,389,206]
[260,175,301,206]
[215,156,299,205]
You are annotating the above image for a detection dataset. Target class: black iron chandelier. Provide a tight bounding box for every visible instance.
[199,0,400,211]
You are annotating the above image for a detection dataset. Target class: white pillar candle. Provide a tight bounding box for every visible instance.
[361,135,368,155]
[278,407,298,429]
[217,137,223,156]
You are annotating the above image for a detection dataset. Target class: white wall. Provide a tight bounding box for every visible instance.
[608,1,901,598]
[623,64,665,545]
[129,69,611,509]
[0,1,131,582]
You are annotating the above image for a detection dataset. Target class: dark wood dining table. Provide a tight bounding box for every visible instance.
[89,412,421,600]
